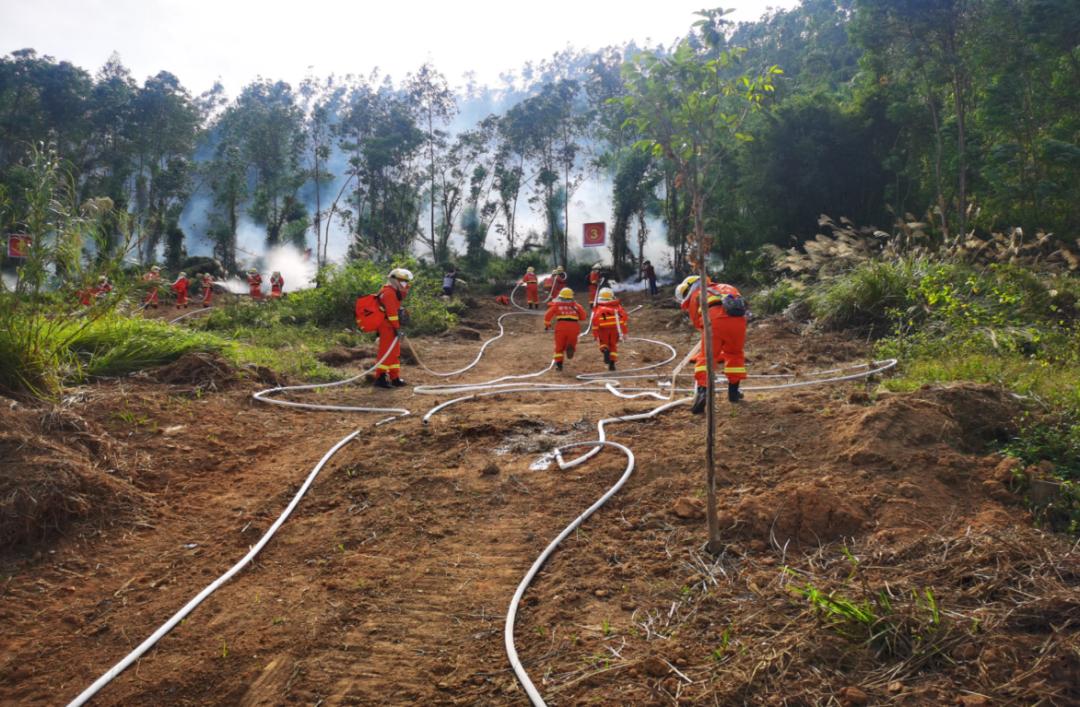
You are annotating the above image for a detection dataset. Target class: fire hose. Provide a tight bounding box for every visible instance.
[68,292,897,706]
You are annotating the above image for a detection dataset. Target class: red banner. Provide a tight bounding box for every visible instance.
[583,222,606,248]
[7,234,31,258]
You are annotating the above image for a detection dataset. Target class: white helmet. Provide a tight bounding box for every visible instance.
[389,268,414,283]
[177,271,187,278]
[592,263,602,270]
[598,287,615,302]
[674,275,701,304]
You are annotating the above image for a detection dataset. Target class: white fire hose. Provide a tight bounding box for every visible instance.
[68,289,898,706]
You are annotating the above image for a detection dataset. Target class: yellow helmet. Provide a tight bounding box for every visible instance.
[150,265,161,272]
[389,267,414,283]
[598,287,615,301]
[558,287,574,300]
[675,275,701,304]
[526,266,535,273]
[554,266,565,274]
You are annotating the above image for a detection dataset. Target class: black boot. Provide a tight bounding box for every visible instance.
[392,378,407,387]
[608,361,616,371]
[690,385,708,415]
[602,348,611,365]
[566,346,575,360]
[728,382,743,403]
[373,375,392,389]
[555,361,563,371]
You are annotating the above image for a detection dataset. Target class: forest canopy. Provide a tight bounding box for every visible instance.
[1,0,1077,278]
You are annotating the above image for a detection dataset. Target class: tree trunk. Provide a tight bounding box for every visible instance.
[691,179,722,556]
[314,148,323,268]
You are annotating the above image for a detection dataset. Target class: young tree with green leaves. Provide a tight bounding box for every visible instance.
[618,9,780,553]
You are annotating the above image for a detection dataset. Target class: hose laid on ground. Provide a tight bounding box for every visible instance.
[252,337,410,423]
[68,342,407,705]
[167,306,213,325]
[67,430,362,707]
[501,357,899,706]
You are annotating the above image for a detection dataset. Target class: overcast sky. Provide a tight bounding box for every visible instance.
[1,0,798,95]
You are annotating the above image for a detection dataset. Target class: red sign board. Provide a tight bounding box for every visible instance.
[583,222,606,248]
[7,234,31,258]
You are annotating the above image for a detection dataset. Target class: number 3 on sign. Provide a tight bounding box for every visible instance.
[583,222,606,248]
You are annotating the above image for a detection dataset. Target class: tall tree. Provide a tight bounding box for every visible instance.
[619,10,779,553]
[406,63,457,260]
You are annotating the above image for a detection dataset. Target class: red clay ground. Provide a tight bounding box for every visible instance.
[1,293,1077,705]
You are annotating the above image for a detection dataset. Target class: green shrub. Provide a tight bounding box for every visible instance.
[202,257,456,336]
[809,259,921,334]
[755,279,802,315]
[67,315,224,377]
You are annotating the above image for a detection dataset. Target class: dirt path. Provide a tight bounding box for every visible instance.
[1,294,1076,705]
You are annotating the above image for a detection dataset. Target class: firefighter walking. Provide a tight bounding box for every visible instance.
[544,287,586,371]
[520,266,539,309]
[675,276,747,414]
[372,268,413,388]
[590,287,628,371]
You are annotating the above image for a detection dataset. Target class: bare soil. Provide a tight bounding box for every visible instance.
[1,294,1077,705]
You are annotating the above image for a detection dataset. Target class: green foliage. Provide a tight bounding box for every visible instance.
[202,258,455,335]
[808,259,921,333]
[793,580,950,660]
[754,279,802,315]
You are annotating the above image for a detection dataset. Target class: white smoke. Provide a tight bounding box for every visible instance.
[264,244,318,291]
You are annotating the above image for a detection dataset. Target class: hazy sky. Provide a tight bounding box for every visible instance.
[1,0,798,95]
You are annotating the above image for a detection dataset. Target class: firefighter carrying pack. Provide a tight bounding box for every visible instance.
[721,293,747,317]
[355,294,385,332]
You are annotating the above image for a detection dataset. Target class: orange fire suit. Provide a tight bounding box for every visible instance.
[544,298,587,363]
[376,283,406,381]
[591,300,629,362]
[142,271,160,307]
[521,272,539,305]
[201,275,214,305]
[248,272,263,300]
[270,274,284,299]
[588,270,601,304]
[682,283,747,387]
[547,272,568,300]
[171,277,189,307]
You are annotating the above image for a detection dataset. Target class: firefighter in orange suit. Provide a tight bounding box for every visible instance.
[520,266,539,309]
[142,265,161,308]
[373,268,413,388]
[247,269,263,300]
[591,287,628,371]
[270,271,284,299]
[547,266,567,301]
[543,287,587,371]
[171,272,190,308]
[588,263,602,305]
[676,275,747,413]
[200,273,215,305]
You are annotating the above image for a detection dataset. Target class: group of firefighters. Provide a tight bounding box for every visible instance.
[361,262,746,413]
[82,266,286,309]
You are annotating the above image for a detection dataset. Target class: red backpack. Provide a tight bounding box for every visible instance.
[355,294,385,332]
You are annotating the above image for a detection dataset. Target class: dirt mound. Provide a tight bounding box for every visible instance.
[833,383,1020,467]
[735,481,871,544]
[317,346,377,366]
[151,351,240,390]
[0,402,139,552]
